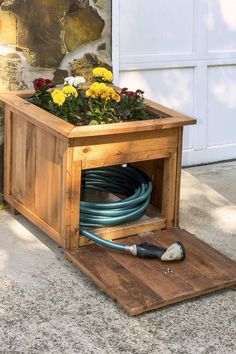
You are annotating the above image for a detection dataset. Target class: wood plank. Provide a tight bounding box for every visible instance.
[11,113,26,204]
[162,152,177,227]
[157,229,236,280]
[174,127,183,226]
[69,116,196,138]
[73,129,178,162]
[67,246,164,315]
[34,128,65,233]
[60,144,72,246]
[67,157,82,249]
[78,214,167,246]
[50,137,65,233]
[66,228,236,315]
[109,245,195,301]
[127,235,215,293]
[3,105,12,199]
[73,128,178,147]
[4,194,64,247]
[81,148,174,170]
[24,121,36,212]
[0,93,73,138]
[132,159,164,210]
[35,128,53,224]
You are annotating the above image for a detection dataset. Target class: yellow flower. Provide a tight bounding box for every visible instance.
[51,90,66,106]
[113,93,121,102]
[51,89,61,99]
[101,91,111,100]
[62,85,78,97]
[92,67,113,82]
[86,82,106,98]
[86,82,120,102]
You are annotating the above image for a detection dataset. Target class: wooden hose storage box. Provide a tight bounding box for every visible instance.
[1,90,236,315]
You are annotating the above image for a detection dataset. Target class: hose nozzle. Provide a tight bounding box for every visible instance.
[135,241,185,261]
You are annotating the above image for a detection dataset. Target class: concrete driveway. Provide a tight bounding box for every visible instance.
[0,161,235,354]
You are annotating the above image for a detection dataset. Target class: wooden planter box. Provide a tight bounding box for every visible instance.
[1,89,235,315]
[0,89,195,248]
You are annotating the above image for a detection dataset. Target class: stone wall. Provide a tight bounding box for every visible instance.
[0,0,111,201]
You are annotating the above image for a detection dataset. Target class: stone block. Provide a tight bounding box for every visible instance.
[0,11,17,45]
[64,7,105,51]
[70,53,111,83]
[0,52,25,91]
[1,0,106,68]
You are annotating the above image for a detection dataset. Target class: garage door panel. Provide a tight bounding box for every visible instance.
[208,0,236,53]
[120,0,195,57]
[208,65,236,146]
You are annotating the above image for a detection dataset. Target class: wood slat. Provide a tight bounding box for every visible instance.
[68,246,164,314]
[3,107,68,244]
[11,113,26,204]
[4,106,12,199]
[50,137,65,233]
[24,121,36,212]
[0,93,73,138]
[158,229,236,279]
[174,127,183,226]
[81,148,174,170]
[4,194,64,247]
[162,153,177,227]
[69,117,196,138]
[78,213,166,246]
[73,129,178,162]
[132,160,164,211]
[109,247,194,301]
[34,129,66,234]
[66,228,236,315]
[68,159,82,248]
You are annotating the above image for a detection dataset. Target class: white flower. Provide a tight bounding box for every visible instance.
[64,76,86,87]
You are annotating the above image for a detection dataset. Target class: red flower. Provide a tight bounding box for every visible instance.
[126,91,136,97]
[44,79,53,85]
[34,78,53,90]
[136,89,144,95]
[121,87,128,93]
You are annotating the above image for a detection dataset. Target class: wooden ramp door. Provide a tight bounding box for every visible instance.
[66,228,236,315]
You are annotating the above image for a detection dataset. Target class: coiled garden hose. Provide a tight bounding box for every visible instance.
[80,165,185,261]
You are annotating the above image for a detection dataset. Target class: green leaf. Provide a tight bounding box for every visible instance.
[89,119,99,125]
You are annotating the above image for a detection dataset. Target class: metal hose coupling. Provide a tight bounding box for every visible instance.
[130,241,185,261]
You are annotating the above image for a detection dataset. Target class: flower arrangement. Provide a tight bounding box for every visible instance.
[28,68,149,126]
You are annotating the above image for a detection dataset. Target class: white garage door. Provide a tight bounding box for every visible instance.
[112,0,236,166]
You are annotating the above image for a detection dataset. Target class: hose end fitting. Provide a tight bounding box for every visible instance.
[161,241,185,261]
[136,241,185,261]
[125,244,137,256]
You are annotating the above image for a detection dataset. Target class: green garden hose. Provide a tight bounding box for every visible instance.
[80,165,185,261]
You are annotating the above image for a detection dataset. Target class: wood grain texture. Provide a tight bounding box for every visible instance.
[4,194,64,247]
[162,152,177,227]
[66,228,236,315]
[68,158,82,248]
[4,105,12,199]
[0,93,73,138]
[69,117,196,138]
[78,211,166,246]
[4,109,68,244]
[174,127,183,226]
[72,129,178,169]
[132,159,164,211]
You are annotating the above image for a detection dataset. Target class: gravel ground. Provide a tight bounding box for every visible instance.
[0,161,236,354]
